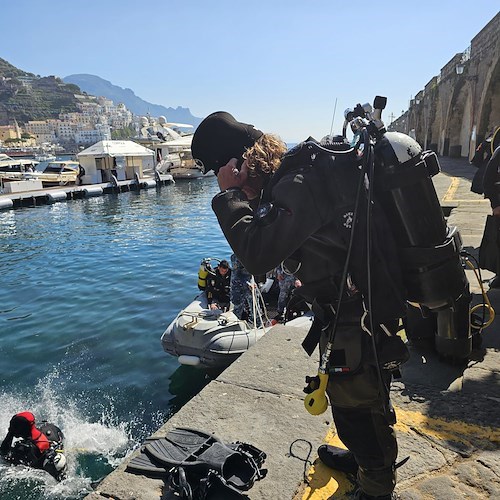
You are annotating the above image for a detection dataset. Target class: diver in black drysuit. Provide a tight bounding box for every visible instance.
[206,261,231,310]
[191,112,408,499]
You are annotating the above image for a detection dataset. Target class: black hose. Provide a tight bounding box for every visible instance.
[363,129,390,408]
[323,138,365,352]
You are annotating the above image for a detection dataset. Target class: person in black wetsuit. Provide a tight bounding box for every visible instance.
[191,111,407,499]
[470,135,493,195]
[206,259,231,311]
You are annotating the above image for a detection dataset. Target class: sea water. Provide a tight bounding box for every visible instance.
[0,177,232,499]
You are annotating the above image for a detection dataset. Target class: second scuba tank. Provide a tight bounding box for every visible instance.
[197,258,211,290]
[373,131,471,358]
[374,132,468,310]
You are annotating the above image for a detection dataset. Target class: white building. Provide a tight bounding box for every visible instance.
[77,140,154,184]
[74,126,110,145]
[25,120,57,143]
[57,121,78,140]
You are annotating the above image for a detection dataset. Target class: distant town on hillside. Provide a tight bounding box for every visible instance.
[0,58,202,154]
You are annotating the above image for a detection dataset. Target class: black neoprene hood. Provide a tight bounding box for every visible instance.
[191,111,263,174]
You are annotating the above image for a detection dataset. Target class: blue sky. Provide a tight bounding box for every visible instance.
[2,1,498,143]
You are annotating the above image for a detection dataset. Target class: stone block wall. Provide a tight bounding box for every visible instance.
[390,12,500,160]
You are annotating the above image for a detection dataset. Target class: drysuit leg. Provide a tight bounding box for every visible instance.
[322,325,398,497]
[331,393,397,497]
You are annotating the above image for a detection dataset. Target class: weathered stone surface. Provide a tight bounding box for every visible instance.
[395,428,453,482]
[217,321,319,400]
[89,382,330,500]
[85,158,500,500]
[399,474,487,499]
[454,459,500,498]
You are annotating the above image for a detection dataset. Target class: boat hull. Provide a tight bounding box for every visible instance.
[161,292,267,369]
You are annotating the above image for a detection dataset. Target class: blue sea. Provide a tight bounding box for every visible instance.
[0,177,232,499]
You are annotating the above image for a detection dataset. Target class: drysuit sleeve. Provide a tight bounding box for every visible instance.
[482,146,500,208]
[0,431,14,455]
[211,172,327,276]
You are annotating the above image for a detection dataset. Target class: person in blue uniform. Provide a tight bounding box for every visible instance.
[230,253,264,326]
[274,264,297,322]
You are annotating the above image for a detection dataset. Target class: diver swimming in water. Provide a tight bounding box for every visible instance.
[0,411,67,481]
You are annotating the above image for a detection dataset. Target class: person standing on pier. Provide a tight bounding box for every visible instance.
[480,145,500,287]
[191,111,405,500]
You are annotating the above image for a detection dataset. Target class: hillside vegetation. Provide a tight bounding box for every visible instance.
[0,58,81,125]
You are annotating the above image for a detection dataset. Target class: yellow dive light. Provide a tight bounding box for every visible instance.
[304,371,329,415]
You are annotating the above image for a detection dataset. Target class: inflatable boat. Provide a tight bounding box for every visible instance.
[161,291,269,369]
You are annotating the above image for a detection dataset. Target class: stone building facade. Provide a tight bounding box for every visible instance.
[390,12,499,160]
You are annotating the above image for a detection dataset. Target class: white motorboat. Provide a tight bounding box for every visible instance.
[133,117,214,180]
[34,153,57,162]
[154,139,214,180]
[0,154,39,187]
[27,160,80,186]
[161,290,269,369]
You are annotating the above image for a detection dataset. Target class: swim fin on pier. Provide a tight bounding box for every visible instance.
[126,427,267,498]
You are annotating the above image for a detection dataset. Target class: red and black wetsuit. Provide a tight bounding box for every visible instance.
[0,411,50,467]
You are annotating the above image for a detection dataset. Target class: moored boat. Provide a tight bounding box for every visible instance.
[0,154,39,186]
[133,116,213,180]
[161,290,269,369]
[154,138,214,179]
[161,256,275,369]
[34,153,57,162]
[27,160,80,186]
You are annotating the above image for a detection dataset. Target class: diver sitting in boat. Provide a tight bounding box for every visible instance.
[206,259,231,311]
[0,411,67,481]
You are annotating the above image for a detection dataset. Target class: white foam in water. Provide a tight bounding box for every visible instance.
[0,370,134,499]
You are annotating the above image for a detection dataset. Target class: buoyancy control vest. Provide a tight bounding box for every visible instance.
[267,137,408,326]
[274,130,470,360]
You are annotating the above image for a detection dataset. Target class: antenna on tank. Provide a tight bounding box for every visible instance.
[329,97,338,136]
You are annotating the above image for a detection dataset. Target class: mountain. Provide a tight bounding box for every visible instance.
[63,74,202,127]
[0,58,81,125]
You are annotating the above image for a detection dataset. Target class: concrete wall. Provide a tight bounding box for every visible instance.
[390,12,500,160]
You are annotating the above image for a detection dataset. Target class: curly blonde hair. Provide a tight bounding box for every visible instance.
[243,133,287,178]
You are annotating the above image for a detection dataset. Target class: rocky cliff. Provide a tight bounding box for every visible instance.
[0,58,81,125]
[63,74,202,127]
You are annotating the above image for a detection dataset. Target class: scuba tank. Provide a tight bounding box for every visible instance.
[197,258,212,291]
[371,131,470,360]
[343,97,471,360]
[37,422,67,482]
[303,96,475,416]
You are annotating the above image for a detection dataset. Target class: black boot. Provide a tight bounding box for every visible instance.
[489,276,500,288]
[353,489,399,499]
[317,445,358,474]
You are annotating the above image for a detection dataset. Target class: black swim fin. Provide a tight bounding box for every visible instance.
[127,450,170,478]
[145,427,218,469]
